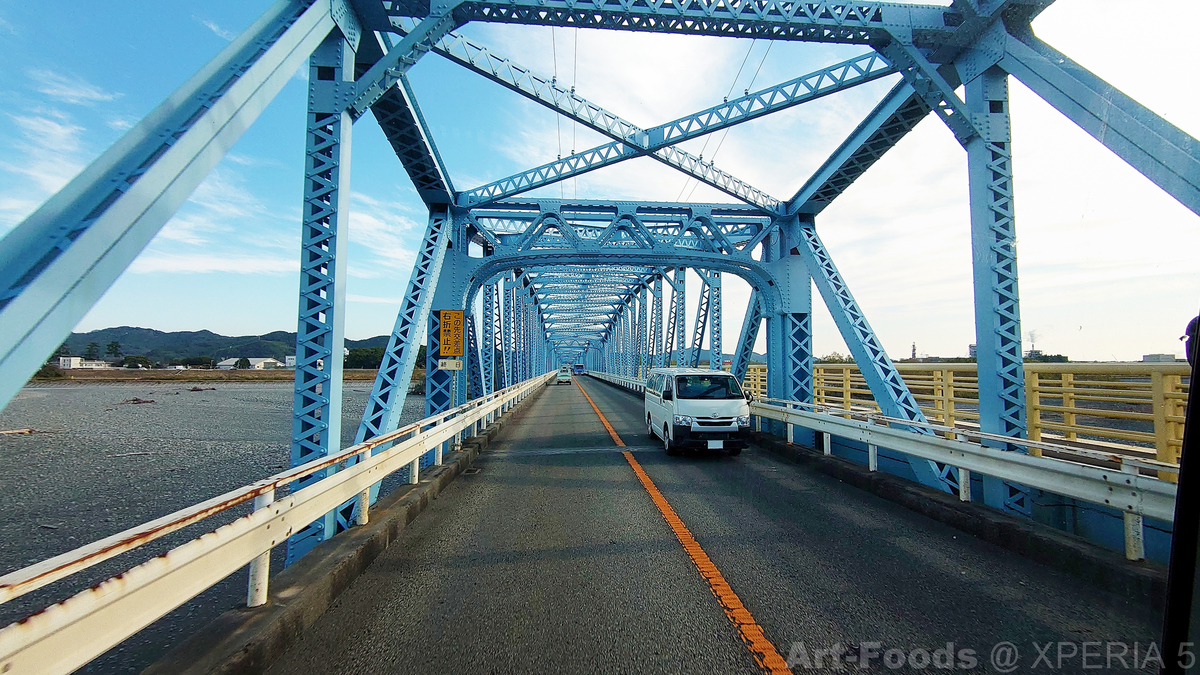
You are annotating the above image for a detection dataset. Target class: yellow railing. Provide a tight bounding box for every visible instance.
[743,362,1190,470]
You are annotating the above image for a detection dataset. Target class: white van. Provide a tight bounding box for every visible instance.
[556,364,573,384]
[644,368,751,455]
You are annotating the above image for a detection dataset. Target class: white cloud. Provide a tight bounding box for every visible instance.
[196,17,236,41]
[348,294,404,304]
[0,109,88,228]
[129,252,297,274]
[346,191,424,277]
[106,116,135,131]
[27,69,120,106]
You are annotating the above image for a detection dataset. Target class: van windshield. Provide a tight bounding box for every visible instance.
[674,375,743,400]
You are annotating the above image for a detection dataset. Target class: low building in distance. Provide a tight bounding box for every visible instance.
[216,357,285,370]
[58,357,114,369]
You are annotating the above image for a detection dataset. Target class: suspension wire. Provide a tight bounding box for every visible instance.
[552,27,563,198]
[675,39,756,202]
[682,40,773,202]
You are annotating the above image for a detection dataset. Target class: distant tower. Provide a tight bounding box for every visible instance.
[911,342,916,360]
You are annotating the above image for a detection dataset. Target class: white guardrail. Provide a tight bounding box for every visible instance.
[0,371,554,675]
[588,371,1177,561]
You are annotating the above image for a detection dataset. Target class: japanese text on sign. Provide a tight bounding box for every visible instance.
[439,310,464,356]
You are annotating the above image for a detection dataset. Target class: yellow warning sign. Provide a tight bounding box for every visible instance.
[439,310,464,356]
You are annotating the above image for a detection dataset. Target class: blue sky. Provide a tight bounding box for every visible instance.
[0,1,1197,361]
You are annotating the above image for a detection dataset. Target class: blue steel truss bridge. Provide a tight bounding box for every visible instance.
[0,1,1196,673]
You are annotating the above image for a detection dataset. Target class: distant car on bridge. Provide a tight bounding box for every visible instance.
[556,365,573,385]
[572,364,585,375]
[643,368,751,456]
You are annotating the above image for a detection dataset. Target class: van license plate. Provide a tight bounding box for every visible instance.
[707,440,723,449]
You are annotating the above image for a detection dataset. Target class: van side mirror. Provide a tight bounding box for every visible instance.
[745,391,754,401]
[662,390,673,401]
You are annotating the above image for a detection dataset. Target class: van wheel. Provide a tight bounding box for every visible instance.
[728,447,742,457]
[647,415,656,440]
[664,424,677,456]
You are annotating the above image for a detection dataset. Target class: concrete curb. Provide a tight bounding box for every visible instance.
[749,431,1168,611]
[143,384,548,675]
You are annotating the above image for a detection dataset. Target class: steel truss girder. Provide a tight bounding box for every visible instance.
[288,32,357,563]
[787,81,930,215]
[467,310,484,397]
[470,199,774,259]
[369,73,455,205]
[708,272,722,369]
[482,282,496,395]
[688,273,712,368]
[350,9,459,115]
[664,268,685,367]
[794,220,958,494]
[414,29,780,211]
[877,41,977,146]
[397,1,963,47]
[356,207,453,442]
[999,30,1200,217]
[0,0,337,412]
[445,36,895,211]
[650,276,663,368]
[732,289,764,381]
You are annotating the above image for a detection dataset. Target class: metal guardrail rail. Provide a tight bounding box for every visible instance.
[745,363,1190,471]
[589,370,1178,561]
[0,372,554,675]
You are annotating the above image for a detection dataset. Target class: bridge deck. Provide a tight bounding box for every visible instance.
[265,378,1158,674]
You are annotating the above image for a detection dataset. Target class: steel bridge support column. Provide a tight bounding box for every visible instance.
[709,272,722,370]
[287,32,355,564]
[763,231,813,445]
[651,275,664,368]
[467,311,483,399]
[636,287,647,378]
[689,273,711,368]
[623,296,632,377]
[667,268,685,367]
[482,282,496,396]
[503,278,515,389]
[965,66,1030,515]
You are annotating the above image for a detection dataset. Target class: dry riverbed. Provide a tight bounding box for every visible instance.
[0,381,427,674]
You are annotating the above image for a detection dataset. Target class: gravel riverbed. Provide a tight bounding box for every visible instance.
[0,381,426,673]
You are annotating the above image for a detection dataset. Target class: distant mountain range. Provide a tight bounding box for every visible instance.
[61,327,390,363]
[60,327,766,365]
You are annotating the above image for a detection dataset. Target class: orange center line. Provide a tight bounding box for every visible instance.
[574,378,625,447]
[573,378,792,675]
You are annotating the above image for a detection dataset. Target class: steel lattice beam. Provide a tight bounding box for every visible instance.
[1000,30,1200,217]
[380,1,961,47]
[732,289,763,381]
[795,220,959,494]
[787,81,929,215]
[288,32,356,563]
[369,74,455,205]
[0,1,338,413]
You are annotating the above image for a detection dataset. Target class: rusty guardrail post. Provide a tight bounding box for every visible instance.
[246,488,275,607]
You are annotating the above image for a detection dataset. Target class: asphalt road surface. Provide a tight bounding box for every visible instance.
[266,377,1160,674]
